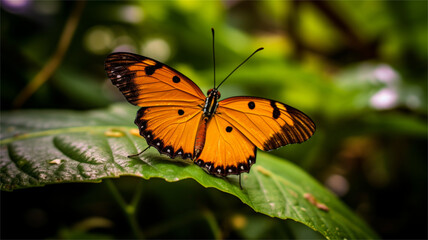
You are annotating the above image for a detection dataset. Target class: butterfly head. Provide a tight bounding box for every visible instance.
[207,88,221,100]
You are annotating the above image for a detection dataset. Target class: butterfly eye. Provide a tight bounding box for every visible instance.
[207,89,213,95]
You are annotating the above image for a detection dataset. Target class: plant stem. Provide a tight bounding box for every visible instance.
[105,179,144,239]
[131,179,144,210]
[12,1,85,108]
[202,209,222,240]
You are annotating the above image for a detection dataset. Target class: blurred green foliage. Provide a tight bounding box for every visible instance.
[1,0,427,239]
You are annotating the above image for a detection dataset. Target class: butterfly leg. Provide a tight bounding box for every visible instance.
[128,146,151,158]
[239,174,243,190]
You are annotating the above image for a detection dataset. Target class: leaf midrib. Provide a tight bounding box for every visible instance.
[0,125,135,145]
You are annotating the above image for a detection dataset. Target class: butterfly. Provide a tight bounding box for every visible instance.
[105,41,315,182]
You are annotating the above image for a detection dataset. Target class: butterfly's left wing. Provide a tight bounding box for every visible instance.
[216,96,316,151]
[105,52,206,159]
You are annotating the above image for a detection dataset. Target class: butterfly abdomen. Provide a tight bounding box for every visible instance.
[194,117,208,159]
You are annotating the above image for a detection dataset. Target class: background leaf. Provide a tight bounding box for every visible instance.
[0,104,377,239]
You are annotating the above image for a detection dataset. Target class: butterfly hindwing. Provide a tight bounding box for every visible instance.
[105,52,206,107]
[195,115,256,176]
[135,105,203,160]
[216,97,315,151]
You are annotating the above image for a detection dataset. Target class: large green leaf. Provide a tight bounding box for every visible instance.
[0,104,378,239]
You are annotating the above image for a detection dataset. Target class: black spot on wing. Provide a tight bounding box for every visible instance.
[175,148,184,157]
[248,101,255,109]
[173,76,180,83]
[145,62,163,75]
[196,159,204,166]
[215,167,224,175]
[270,100,280,119]
[163,146,175,157]
[226,166,238,174]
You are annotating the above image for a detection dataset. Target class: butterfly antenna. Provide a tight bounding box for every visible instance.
[212,28,216,89]
[216,47,264,89]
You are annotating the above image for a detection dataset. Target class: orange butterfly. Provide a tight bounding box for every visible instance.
[105,37,315,180]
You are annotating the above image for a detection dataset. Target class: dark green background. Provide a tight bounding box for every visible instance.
[1,1,427,239]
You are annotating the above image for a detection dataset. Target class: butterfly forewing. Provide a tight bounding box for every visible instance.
[105,52,206,107]
[216,97,315,151]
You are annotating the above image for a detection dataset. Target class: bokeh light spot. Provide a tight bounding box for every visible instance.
[141,38,171,62]
[119,5,144,23]
[325,174,349,197]
[405,94,421,109]
[231,214,247,230]
[1,0,31,14]
[113,44,137,53]
[373,64,399,85]
[112,35,137,53]
[3,0,28,7]
[84,26,114,54]
[370,88,398,110]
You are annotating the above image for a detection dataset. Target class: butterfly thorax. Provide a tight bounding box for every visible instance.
[203,88,221,118]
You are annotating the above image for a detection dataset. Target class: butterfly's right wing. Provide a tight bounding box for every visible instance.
[217,96,315,151]
[194,96,315,176]
[105,52,206,159]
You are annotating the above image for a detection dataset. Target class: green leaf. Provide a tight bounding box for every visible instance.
[0,104,378,239]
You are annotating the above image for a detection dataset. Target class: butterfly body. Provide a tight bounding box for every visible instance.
[105,52,315,177]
